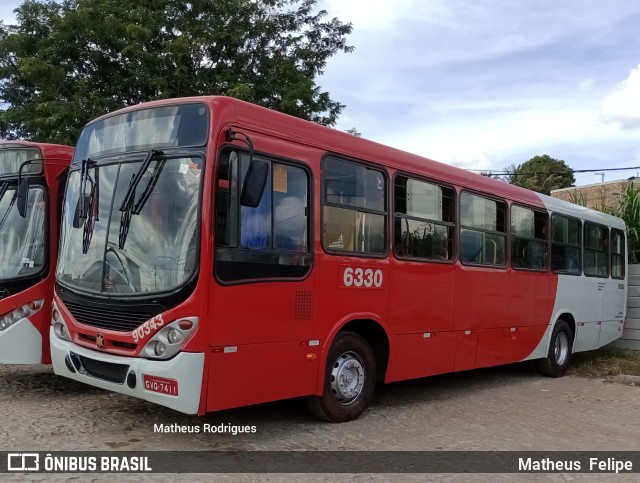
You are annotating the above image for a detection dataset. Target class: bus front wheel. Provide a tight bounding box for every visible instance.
[307,331,376,423]
[536,320,573,377]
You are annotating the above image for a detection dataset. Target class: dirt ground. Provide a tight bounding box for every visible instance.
[0,363,638,481]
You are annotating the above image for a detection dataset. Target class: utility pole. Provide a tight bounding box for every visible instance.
[594,172,605,209]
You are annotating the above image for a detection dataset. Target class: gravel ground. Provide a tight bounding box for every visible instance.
[0,363,638,481]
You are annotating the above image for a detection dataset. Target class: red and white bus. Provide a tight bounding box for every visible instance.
[0,141,73,364]
[50,97,627,421]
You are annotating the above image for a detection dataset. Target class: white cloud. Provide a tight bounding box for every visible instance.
[321,0,416,31]
[601,64,640,129]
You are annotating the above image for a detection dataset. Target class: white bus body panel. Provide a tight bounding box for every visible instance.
[0,317,42,364]
[524,194,627,360]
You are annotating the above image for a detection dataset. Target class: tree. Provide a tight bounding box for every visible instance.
[0,0,353,144]
[505,155,575,195]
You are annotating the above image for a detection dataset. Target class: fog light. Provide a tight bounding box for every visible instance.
[167,328,180,344]
[154,341,166,357]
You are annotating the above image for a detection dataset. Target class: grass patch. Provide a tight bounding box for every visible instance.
[569,346,640,378]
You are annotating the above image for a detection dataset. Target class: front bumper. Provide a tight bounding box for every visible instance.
[0,318,42,364]
[50,328,204,414]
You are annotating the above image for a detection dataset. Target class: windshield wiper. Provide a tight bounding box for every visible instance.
[0,181,8,203]
[118,149,164,250]
[77,158,99,254]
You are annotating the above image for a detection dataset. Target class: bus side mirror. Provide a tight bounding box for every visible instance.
[240,159,269,208]
[16,178,29,218]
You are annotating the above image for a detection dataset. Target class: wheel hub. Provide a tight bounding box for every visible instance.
[330,351,365,405]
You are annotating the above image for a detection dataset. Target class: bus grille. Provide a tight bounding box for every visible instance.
[65,302,153,332]
[76,354,129,384]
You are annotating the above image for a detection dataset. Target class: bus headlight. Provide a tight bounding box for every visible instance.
[154,341,167,357]
[142,317,198,360]
[0,299,45,332]
[51,301,71,341]
[53,322,70,341]
[167,328,181,344]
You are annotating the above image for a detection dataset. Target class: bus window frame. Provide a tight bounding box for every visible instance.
[458,189,508,269]
[583,221,610,279]
[550,212,583,276]
[392,171,456,264]
[610,228,625,281]
[213,144,314,286]
[0,180,50,283]
[320,153,389,260]
[509,203,549,273]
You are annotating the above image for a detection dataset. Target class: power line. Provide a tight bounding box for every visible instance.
[469,166,640,176]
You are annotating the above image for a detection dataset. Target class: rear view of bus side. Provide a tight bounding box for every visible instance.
[49,97,626,421]
[0,141,73,364]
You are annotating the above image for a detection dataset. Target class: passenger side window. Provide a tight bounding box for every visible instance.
[393,176,454,261]
[511,206,548,271]
[611,229,625,280]
[322,157,386,255]
[551,215,581,274]
[215,151,311,283]
[460,192,506,266]
[584,222,609,277]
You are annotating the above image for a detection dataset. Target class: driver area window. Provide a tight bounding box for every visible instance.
[215,150,311,283]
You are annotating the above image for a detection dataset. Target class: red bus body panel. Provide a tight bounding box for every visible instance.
[0,141,73,364]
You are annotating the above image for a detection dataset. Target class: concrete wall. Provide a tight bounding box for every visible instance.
[551,178,640,210]
[616,264,640,350]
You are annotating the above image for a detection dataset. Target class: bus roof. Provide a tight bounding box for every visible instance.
[0,140,74,162]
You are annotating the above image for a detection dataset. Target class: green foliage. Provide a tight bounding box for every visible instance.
[567,190,587,207]
[608,182,640,264]
[0,0,354,144]
[570,346,640,377]
[505,155,575,195]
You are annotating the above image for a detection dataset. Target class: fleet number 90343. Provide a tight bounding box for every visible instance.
[341,266,385,288]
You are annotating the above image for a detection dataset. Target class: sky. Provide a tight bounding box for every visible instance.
[2,0,640,186]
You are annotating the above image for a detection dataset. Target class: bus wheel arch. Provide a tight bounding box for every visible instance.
[537,315,575,377]
[308,318,390,422]
[338,319,390,384]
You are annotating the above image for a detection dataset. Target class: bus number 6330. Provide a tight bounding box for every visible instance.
[341,266,384,288]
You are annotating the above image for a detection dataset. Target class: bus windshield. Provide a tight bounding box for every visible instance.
[56,156,202,295]
[0,186,46,280]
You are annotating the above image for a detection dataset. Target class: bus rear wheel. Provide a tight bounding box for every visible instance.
[306,331,376,423]
[536,320,573,377]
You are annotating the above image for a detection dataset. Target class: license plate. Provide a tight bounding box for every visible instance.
[143,375,179,396]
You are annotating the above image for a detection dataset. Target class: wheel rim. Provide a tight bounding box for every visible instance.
[330,351,366,405]
[554,332,569,366]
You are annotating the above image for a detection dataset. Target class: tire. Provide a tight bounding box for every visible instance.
[306,331,376,423]
[536,320,573,377]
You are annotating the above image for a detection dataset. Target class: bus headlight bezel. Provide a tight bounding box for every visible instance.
[142,317,198,360]
[0,299,45,332]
